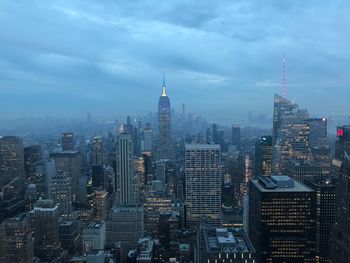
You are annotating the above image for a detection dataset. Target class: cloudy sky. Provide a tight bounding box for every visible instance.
[0,0,349,123]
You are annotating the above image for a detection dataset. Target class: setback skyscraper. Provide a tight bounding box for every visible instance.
[158,77,172,160]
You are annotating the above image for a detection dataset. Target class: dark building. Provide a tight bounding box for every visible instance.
[0,213,33,263]
[254,135,272,177]
[24,145,42,180]
[335,125,350,159]
[249,176,316,263]
[92,136,104,188]
[33,199,61,262]
[198,225,256,263]
[308,118,327,148]
[61,132,75,151]
[232,124,241,151]
[304,177,336,263]
[285,159,323,183]
[59,218,82,255]
[158,77,172,160]
[330,146,350,262]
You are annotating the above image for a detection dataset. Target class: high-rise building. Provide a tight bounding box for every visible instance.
[142,124,153,152]
[330,142,350,262]
[82,221,106,252]
[254,135,272,177]
[59,218,82,255]
[158,77,172,160]
[285,159,323,183]
[309,118,327,148]
[24,145,42,180]
[33,199,61,262]
[92,137,104,188]
[272,94,310,174]
[185,144,221,228]
[249,176,316,263]
[95,189,108,220]
[50,150,82,202]
[232,124,241,151]
[335,125,350,159]
[0,213,33,263]
[304,176,336,263]
[50,171,72,216]
[0,136,24,188]
[116,131,138,205]
[61,132,75,151]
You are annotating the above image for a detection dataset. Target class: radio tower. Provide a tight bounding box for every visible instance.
[282,52,287,98]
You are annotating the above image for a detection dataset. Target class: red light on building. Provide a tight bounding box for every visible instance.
[337,128,344,137]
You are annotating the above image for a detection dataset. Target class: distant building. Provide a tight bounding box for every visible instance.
[335,125,350,159]
[285,159,322,183]
[308,117,327,148]
[185,144,221,228]
[0,213,33,263]
[249,176,316,263]
[254,135,272,177]
[198,226,256,263]
[142,125,153,152]
[50,171,72,216]
[158,77,172,160]
[272,94,310,174]
[50,150,82,202]
[92,136,104,188]
[61,132,75,151]
[231,124,241,151]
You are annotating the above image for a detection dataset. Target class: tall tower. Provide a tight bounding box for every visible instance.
[92,136,104,188]
[185,144,221,228]
[158,75,172,160]
[116,131,137,204]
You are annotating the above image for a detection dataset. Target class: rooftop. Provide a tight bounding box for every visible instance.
[185,144,220,150]
[204,227,255,254]
[252,175,314,192]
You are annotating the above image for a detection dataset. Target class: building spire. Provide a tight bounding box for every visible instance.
[161,72,167,96]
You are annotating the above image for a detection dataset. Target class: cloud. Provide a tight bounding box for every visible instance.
[0,0,349,123]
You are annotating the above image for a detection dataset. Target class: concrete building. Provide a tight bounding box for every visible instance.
[83,221,106,252]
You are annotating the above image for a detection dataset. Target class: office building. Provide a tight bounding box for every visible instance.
[24,145,42,180]
[95,189,108,220]
[272,94,310,174]
[0,213,33,263]
[50,171,72,216]
[285,159,323,183]
[59,218,82,255]
[335,125,350,159]
[198,226,256,263]
[116,132,138,205]
[330,147,350,262]
[50,150,82,202]
[33,199,61,262]
[305,177,336,263]
[185,144,221,228]
[254,135,272,177]
[232,124,241,151]
[61,132,75,151]
[158,77,172,160]
[83,221,106,252]
[142,124,153,152]
[309,118,327,148]
[249,176,316,263]
[92,136,104,188]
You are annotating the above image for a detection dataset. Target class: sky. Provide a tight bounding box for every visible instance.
[0,0,350,124]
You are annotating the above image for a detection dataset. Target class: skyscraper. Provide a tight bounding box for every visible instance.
[309,118,327,148]
[330,129,350,262]
[92,136,104,188]
[232,124,241,151]
[61,132,75,151]
[254,135,272,177]
[116,131,138,205]
[33,199,61,262]
[249,176,316,263]
[158,76,172,160]
[272,94,310,174]
[185,144,221,228]
[50,171,72,216]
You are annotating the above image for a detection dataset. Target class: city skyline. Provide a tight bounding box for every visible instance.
[1,1,350,123]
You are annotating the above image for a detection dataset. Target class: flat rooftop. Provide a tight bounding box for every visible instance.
[252,175,314,192]
[204,227,255,254]
[185,144,220,150]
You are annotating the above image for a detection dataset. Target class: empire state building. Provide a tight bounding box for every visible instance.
[158,77,172,160]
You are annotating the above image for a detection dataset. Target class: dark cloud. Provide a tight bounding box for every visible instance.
[0,0,349,123]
